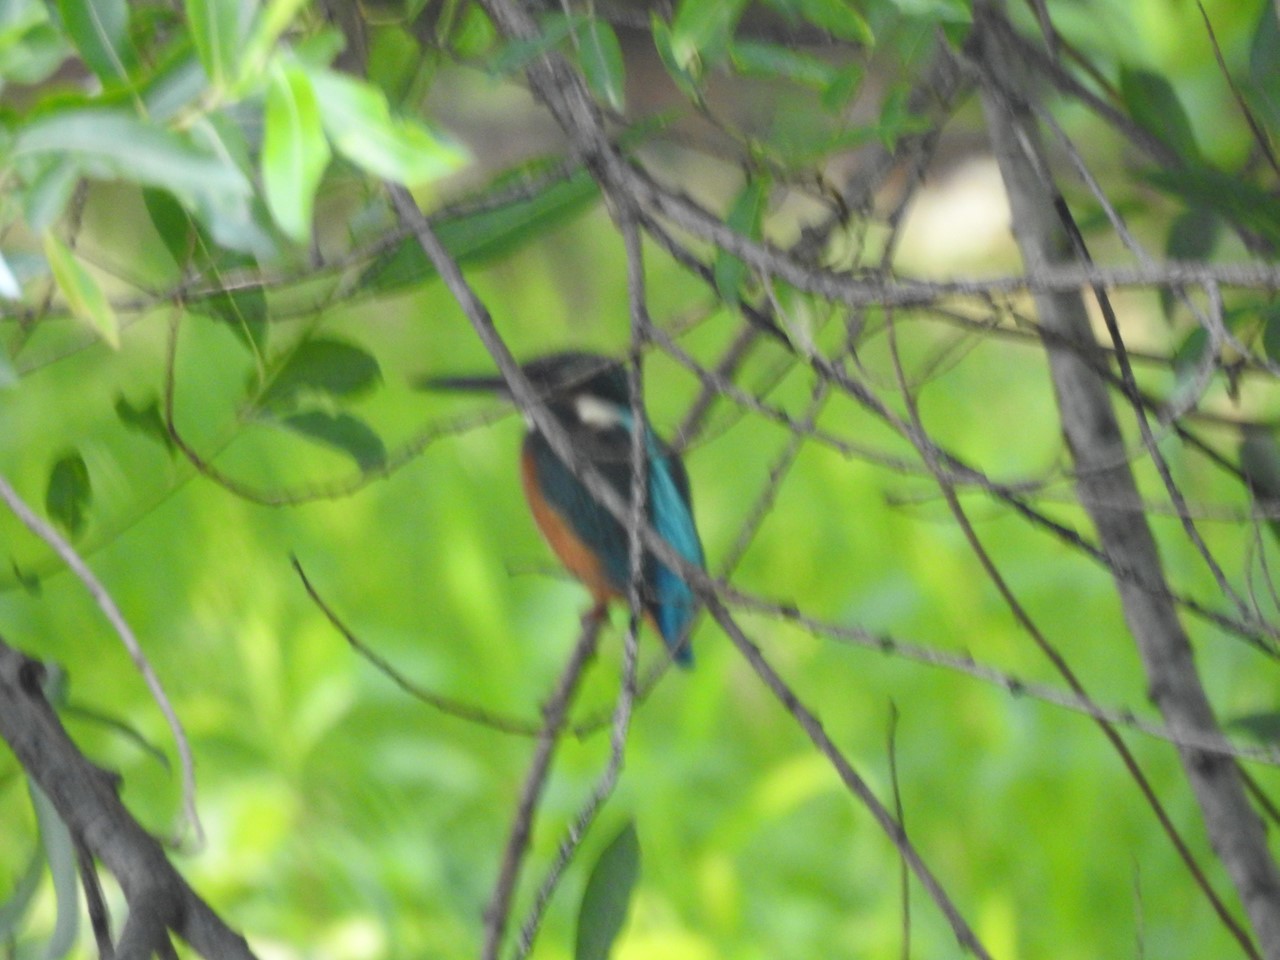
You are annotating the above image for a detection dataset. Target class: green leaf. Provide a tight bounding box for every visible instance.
[260,338,382,411]
[359,164,598,294]
[1230,711,1280,742]
[263,62,331,243]
[306,68,469,185]
[651,14,700,100]
[1262,304,1280,366]
[730,40,838,88]
[575,18,625,112]
[1249,4,1280,130]
[43,232,120,349]
[115,394,176,454]
[1120,67,1200,162]
[238,0,312,88]
[10,561,42,597]
[489,15,577,78]
[1145,167,1280,249]
[1240,425,1280,544]
[201,283,268,356]
[31,780,77,960]
[45,452,92,538]
[0,840,43,940]
[575,822,640,960]
[56,0,131,83]
[143,187,195,270]
[669,0,749,71]
[795,0,874,43]
[15,108,253,207]
[279,410,388,471]
[715,175,768,305]
[821,60,863,111]
[185,0,243,91]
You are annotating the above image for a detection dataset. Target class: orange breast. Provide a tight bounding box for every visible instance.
[521,447,619,605]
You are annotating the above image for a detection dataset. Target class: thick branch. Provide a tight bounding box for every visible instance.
[0,638,258,960]
[972,6,1280,955]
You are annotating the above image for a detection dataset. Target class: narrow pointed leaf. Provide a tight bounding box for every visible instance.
[263,62,331,242]
[715,176,768,305]
[576,19,625,111]
[575,822,640,960]
[56,0,131,83]
[43,232,119,349]
[1120,67,1200,162]
[186,0,242,90]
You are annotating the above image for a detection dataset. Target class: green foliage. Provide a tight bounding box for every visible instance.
[2,2,1280,960]
[575,822,640,960]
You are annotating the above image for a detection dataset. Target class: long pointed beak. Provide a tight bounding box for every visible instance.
[417,373,513,397]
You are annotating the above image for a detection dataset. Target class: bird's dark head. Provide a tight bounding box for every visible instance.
[427,351,633,428]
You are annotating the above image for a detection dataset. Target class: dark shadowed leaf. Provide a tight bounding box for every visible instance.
[1240,425,1280,544]
[115,395,176,454]
[1144,167,1280,249]
[1262,304,1280,366]
[575,822,640,960]
[1229,711,1280,742]
[10,562,41,596]
[730,40,838,88]
[259,338,382,410]
[1120,67,1200,162]
[45,452,91,538]
[1161,206,1221,319]
[143,187,196,271]
[359,166,598,294]
[280,411,388,471]
[1249,3,1280,129]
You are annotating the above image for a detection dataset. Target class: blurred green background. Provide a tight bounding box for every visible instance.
[3,0,1280,958]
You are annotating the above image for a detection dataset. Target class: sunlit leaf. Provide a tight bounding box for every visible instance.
[56,0,131,83]
[575,822,640,960]
[279,411,388,471]
[669,0,748,71]
[0,250,20,300]
[115,394,176,454]
[45,452,92,538]
[306,68,468,185]
[42,232,120,349]
[651,14,700,99]
[263,62,331,243]
[186,0,242,90]
[1120,67,1200,162]
[795,0,874,44]
[259,338,382,410]
[238,0,312,87]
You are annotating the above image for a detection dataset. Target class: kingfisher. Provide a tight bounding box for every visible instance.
[430,352,706,665]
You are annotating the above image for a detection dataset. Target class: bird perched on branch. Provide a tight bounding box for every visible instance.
[429,352,705,665]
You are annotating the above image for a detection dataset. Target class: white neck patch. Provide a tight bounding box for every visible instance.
[574,394,627,429]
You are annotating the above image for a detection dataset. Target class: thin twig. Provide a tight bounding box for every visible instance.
[0,473,202,847]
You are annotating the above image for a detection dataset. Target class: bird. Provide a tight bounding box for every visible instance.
[429,351,706,665]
